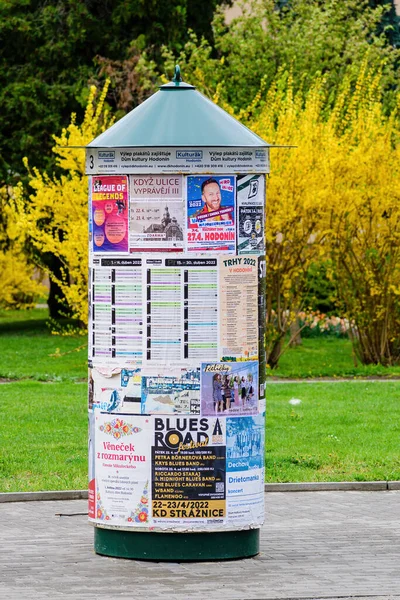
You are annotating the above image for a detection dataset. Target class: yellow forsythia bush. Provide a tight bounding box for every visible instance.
[249,63,400,366]
[11,66,400,366]
[14,82,113,326]
[0,190,46,310]
[0,252,44,310]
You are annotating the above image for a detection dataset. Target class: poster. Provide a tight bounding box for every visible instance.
[129,176,184,252]
[201,361,258,416]
[91,413,152,527]
[186,176,235,252]
[88,411,96,519]
[151,416,226,526]
[91,175,129,253]
[90,256,143,365]
[141,368,200,414]
[88,180,93,250]
[258,256,267,405]
[237,175,265,255]
[90,255,221,365]
[90,367,142,414]
[145,256,218,362]
[88,168,266,535]
[226,415,265,526]
[219,256,259,361]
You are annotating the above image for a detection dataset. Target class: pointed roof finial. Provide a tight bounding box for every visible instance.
[159,64,195,90]
[172,65,182,85]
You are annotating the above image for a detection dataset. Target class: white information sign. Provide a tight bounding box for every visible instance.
[86,147,269,174]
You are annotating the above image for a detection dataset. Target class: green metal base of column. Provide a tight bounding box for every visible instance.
[94,527,259,561]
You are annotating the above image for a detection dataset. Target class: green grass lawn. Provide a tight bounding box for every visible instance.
[266,381,400,482]
[0,308,87,382]
[0,308,399,491]
[2,379,398,491]
[0,381,87,492]
[270,337,400,379]
[2,308,399,382]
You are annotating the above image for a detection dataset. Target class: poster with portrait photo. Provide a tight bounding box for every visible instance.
[186,175,235,252]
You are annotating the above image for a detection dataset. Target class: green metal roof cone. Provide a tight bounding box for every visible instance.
[87,66,269,148]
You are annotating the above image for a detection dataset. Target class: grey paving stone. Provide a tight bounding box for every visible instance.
[0,492,399,599]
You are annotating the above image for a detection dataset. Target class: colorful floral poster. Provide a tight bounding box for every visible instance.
[186,175,235,252]
[92,175,129,253]
[91,413,152,527]
[88,411,96,519]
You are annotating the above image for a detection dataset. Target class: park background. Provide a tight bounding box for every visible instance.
[1,0,400,492]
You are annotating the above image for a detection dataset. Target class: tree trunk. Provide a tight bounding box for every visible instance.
[267,338,283,369]
[289,319,302,346]
[46,255,70,320]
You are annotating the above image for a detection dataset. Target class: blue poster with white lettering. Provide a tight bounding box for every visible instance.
[226,415,264,472]
[226,414,265,526]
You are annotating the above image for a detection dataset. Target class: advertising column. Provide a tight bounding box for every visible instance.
[87,149,266,558]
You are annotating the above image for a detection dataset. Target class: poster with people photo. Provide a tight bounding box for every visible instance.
[186,175,236,252]
[200,361,258,416]
[226,415,265,470]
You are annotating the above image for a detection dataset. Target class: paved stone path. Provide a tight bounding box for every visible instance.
[1,491,399,600]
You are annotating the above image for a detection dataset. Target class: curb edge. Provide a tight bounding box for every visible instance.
[1,482,399,502]
[0,490,88,503]
[264,481,390,492]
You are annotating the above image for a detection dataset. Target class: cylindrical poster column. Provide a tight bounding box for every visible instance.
[87,68,270,561]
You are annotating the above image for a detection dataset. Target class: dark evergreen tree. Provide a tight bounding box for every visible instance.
[369,0,400,47]
[0,0,229,184]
